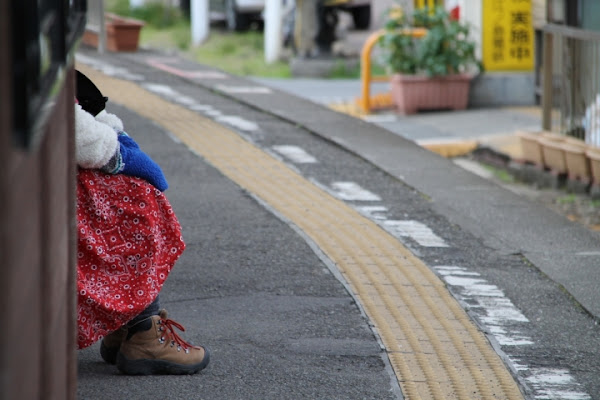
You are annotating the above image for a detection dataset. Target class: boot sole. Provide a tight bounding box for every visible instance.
[116,346,210,375]
[100,341,119,365]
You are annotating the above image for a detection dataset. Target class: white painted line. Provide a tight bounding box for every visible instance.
[189,104,215,112]
[146,58,228,79]
[330,182,381,201]
[434,266,591,400]
[442,275,505,297]
[384,220,449,247]
[362,114,398,123]
[477,297,529,323]
[435,265,530,345]
[143,84,200,108]
[204,109,223,117]
[77,54,145,81]
[486,325,533,346]
[185,71,229,79]
[354,205,389,221]
[453,158,495,180]
[215,85,273,94]
[141,83,260,133]
[575,251,600,256]
[174,96,197,106]
[142,83,178,96]
[272,145,318,164]
[215,116,259,132]
[526,369,591,400]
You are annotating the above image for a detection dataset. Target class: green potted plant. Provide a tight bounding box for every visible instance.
[378,6,481,114]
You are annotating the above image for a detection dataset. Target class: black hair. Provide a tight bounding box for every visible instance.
[76,70,108,116]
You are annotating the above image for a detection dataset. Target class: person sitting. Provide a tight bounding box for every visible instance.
[74,70,209,375]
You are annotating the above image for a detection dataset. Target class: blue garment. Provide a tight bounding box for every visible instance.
[118,133,168,191]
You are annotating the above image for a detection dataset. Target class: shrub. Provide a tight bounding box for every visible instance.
[379,6,481,77]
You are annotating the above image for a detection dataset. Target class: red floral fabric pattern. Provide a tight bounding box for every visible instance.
[76,169,185,349]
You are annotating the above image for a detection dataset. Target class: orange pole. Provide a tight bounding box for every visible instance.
[359,29,385,113]
[359,28,427,113]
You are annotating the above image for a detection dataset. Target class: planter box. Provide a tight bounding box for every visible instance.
[390,73,472,115]
[106,13,144,52]
[562,138,591,182]
[82,13,144,52]
[536,134,592,182]
[517,130,545,167]
[587,148,600,185]
[517,131,567,167]
[538,137,567,175]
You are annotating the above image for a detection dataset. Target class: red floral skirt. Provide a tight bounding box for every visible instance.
[76,169,185,349]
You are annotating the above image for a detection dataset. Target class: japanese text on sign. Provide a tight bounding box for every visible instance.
[483,0,534,71]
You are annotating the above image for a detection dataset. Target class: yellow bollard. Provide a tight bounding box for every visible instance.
[358,28,427,114]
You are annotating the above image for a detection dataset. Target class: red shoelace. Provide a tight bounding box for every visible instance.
[157,312,201,353]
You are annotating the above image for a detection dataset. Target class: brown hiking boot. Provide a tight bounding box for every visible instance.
[100,327,127,364]
[116,310,210,375]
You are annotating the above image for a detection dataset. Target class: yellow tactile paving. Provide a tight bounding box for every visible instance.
[329,93,396,118]
[77,63,524,400]
[419,140,480,158]
[328,102,366,118]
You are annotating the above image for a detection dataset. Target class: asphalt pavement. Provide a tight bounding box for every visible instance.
[75,46,600,400]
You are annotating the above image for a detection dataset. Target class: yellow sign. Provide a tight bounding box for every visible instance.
[483,0,534,71]
[414,0,440,9]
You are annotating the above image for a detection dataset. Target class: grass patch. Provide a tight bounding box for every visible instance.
[493,169,516,183]
[328,60,360,79]
[188,31,292,77]
[557,194,577,204]
[482,164,516,183]
[141,22,192,50]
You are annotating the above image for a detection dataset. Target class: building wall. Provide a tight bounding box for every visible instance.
[580,0,600,31]
[532,0,547,29]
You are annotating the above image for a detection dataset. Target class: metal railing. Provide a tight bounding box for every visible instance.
[542,23,600,147]
[85,0,106,53]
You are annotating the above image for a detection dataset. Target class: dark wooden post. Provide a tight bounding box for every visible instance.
[0,2,79,399]
[542,29,554,131]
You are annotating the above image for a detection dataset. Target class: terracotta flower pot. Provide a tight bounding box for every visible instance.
[390,73,472,115]
[82,13,145,52]
[105,13,145,52]
[82,29,100,49]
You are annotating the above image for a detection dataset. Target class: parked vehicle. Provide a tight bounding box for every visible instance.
[210,0,265,31]
[334,0,371,30]
[208,0,371,32]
